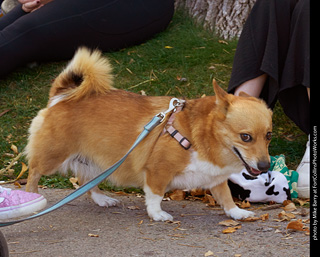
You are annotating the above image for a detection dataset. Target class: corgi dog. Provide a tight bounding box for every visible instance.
[25,48,273,221]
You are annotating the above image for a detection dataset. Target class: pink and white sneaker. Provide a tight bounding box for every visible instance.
[0,186,47,220]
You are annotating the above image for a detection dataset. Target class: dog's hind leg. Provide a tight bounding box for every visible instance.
[72,156,120,207]
[26,151,69,193]
[26,166,43,193]
[88,187,120,207]
[210,181,255,220]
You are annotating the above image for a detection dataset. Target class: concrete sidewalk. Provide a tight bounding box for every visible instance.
[1,186,310,257]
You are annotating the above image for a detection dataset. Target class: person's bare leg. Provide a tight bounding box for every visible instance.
[234,74,267,97]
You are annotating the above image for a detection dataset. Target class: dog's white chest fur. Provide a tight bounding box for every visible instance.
[168,151,237,191]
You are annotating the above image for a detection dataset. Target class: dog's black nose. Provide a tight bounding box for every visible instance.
[257,161,270,173]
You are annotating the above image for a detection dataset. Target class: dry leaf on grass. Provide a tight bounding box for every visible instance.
[10,144,19,154]
[69,177,79,189]
[218,40,229,45]
[15,162,28,181]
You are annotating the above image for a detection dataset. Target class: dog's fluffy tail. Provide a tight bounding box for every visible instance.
[49,47,114,102]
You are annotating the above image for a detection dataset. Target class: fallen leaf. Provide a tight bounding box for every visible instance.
[293,198,309,206]
[286,219,309,233]
[69,177,79,189]
[15,162,28,181]
[127,206,140,210]
[240,216,260,222]
[282,202,297,212]
[165,46,173,49]
[278,211,295,221]
[218,40,229,45]
[14,181,21,188]
[240,200,251,208]
[222,225,241,234]
[3,153,14,158]
[205,194,216,207]
[11,144,18,154]
[219,219,240,227]
[260,213,269,221]
[140,90,147,96]
[115,191,128,196]
[282,199,293,206]
[169,190,186,201]
[88,233,99,237]
[190,188,206,196]
[286,220,303,231]
[302,218,310,224]
[204,250,214,256]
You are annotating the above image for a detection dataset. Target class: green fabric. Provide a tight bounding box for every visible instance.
[270,154,299,199]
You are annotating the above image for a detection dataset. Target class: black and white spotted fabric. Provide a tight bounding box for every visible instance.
[228,169,291,203]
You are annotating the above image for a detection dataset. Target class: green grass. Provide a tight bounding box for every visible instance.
[0,12,307,189]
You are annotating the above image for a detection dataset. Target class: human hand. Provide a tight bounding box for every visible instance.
[19,0,54,13]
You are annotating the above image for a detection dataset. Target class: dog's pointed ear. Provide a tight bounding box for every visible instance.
[213,79,229,115]
[238,91,251,97]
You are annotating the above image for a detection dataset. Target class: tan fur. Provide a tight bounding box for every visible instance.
[49,47,115,103]
[26,48,273,221]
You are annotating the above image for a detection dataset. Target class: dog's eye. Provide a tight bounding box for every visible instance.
[240,133,252,142]
[266,132,272,141]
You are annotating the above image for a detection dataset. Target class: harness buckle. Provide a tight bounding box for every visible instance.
[156,98,184,122]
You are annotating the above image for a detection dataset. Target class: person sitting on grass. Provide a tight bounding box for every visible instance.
[228,0,310,198]
[0,0,174,78]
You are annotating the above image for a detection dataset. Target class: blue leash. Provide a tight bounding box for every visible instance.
[0,115,163,227]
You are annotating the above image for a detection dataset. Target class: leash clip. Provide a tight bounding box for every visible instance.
[157,98,184,122]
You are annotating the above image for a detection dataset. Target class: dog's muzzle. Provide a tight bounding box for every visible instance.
[232,147,269,176]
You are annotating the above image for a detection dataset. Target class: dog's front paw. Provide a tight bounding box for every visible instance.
[91,191,120,207]
[148,210,173,222]
[225,207,255,220]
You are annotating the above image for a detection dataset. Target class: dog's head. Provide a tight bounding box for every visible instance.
[212,80,273,176]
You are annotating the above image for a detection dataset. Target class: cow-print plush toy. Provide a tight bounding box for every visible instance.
[228,169,291,203]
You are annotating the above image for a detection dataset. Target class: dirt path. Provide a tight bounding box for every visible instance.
[1,187,310,257]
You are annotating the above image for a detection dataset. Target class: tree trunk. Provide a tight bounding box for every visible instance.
[175,0,256,40]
